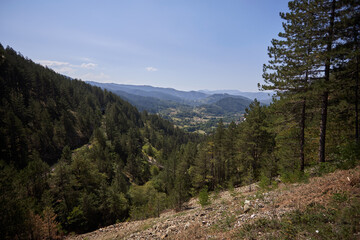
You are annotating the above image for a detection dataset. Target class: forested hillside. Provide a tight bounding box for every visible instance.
[1,0,359,239]
[0,44,201,238]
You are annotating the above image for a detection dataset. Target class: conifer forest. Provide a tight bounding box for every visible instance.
[0,0,359,239]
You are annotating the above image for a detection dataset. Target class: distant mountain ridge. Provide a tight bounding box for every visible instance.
[86,81,273,107]
[199,89,274,104]
[87,82,209,104]
[86,81,274,132]
[113,90,190,113]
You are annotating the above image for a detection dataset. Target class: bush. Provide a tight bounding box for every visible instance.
[258,173,271,190]
[150,165,159,176]
[198,187,210,207]
[227,178,235,192]
[335,141,360,170]
[280,169,309,183]
[318,162,338,175]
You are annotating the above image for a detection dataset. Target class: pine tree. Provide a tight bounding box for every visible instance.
[190,142,211,189]
[262,0,320,171]
[237,100,274,180]
[224,121,237,182]
[262,0,356,166]
[213,119,225,186]
[335,0,360,143]
[317,0,337,163]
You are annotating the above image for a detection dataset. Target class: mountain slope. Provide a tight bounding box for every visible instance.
[199,89,274,102]
[200,96,252,114]
[195,93,245,105]
[0,45,197,166]
[66,166,360,240]
[113,90,189,113]
[87,81,266,106]
[1,45,169,167]
[0,44,201,238]
[87,81,208,103]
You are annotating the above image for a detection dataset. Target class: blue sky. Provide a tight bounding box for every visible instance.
[0,0,289,91]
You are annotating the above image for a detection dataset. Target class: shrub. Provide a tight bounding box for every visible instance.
[198,186,210,207]
[258,172,271,190]
[280,169,309,183]
[335,141,360,170]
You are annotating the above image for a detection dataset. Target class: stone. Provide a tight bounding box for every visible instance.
[243,200,251,213]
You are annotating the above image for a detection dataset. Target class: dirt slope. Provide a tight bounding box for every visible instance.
[66,166,360,240]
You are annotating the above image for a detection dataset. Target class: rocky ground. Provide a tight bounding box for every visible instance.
[66,166,360,240]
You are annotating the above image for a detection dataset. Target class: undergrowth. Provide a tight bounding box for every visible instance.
[212,212,237,232]
[234,193,360,239]
[314,141,360,176]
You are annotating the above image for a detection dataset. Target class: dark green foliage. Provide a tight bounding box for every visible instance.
[334,141,360,170]
[198,186,210,207]
[0,45,106,165]
[238,100,275,183]
[262,0,360,174]
[128,182,167,220]
[0,162,28,239]
[0,44,200,237]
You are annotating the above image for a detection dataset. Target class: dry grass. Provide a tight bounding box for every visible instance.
[173,223,207,240]
[276,166,360,209]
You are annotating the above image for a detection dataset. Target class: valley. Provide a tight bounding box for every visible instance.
[87,81,273,133]
[1,0,359,239]
[160,107,243,134]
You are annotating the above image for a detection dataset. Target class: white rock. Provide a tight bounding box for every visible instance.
[184,222,191,230]
[243,200,251,213]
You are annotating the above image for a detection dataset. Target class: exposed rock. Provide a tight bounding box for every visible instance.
[243,199,251,213]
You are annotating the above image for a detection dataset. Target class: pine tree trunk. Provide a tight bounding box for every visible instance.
[354,26,359,143]
[300,97,306,171]
[319,92,328,163]
[211,152,215,191]
[319,0,335,163]
[356,67,359,143]
[300,68,309,171]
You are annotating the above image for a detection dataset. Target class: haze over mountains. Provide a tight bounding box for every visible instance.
[199,89,274,103]
[86,81,274,113]
[85,81,274,133]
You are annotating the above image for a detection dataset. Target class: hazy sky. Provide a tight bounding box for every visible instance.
[0,0,289,91]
